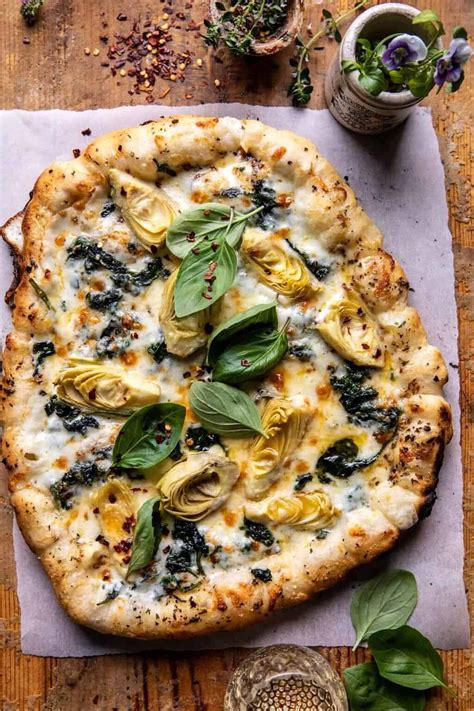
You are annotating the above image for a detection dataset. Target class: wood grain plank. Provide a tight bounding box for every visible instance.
[0,0,472,708]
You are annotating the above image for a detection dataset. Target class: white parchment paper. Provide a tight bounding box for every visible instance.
[0,104,469,656]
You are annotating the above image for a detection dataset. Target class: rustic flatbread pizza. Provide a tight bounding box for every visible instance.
[1,116,452,639]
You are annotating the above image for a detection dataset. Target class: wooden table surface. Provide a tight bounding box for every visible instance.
[0,0,472,708]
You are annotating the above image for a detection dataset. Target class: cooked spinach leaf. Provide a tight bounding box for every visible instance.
[185,425,221,452]
[100,201,116,218]
[96,317,131,359]
[50,461,102,509]
[331,364,400,434]
[147,339,169,364]
[316,438,380,479]
[166,519,209,576]
[86,288,123,311]
[97,585,121,606]
[251,567,273,582]
[45,395,99,434]
[294,473,313,491]
[285,239,331,280]
[67,237,169,293]
[243,517,275,547]
[249,179,279,229]
[32,341,55,376]
[288,342,314,361]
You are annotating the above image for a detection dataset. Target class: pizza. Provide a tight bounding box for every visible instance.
[1,116,452,639]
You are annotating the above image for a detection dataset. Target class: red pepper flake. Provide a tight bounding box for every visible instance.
[122,515,135,533]
[240,359,250,367]
[182,371,191,378]
[211,241,219,252]
[88,388,97,400]
[93,507,100,514]
[72,148,81,158]
[186,232,196,242]
[191,246,201,255]
[209,261,217,272]
[108,493,117,503]
[202,292,213,300]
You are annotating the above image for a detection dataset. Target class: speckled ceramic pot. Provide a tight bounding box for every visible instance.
[324,3,440,134]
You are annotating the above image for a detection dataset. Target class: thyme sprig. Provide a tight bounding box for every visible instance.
[204,0,290,56]
[288,1,370,106]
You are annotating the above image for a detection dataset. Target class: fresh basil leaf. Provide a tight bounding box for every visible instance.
[207,302,278,365]
[188,381,265,437]
[351,570,418,650]
[112,403,186,469]
[166,203,260,258]
[369,626,450,692]
[174,237,237,317]
[127,495,161,577]
[344,662,426,711]
[212,327,288,384]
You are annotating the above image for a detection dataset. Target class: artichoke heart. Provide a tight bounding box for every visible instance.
[92,479,136,564]
[159,269,213,357]
[109,168,177,250]
[241,229,317,300]
[246,492,340,531]
[246,398,311,500]
[316,289,384,367]
[158,452,239,521]
[56,359,161,412]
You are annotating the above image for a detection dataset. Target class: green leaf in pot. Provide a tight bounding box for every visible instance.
[206,301,278,365]
[112,403,186,469]
[344,662,426,711]
[212,326,288,384]
[174,237,237,317]
[351,570,418,650]
[127,495,162,577]
[369,626,451,692]
[188,381,265,438]
[166,202,263,258]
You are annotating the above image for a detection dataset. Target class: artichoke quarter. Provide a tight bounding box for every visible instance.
[92,479,136,566]
[55,359,161,412]
[241,229,318,300]
[246,398,312,500]
[159,268,214,358]
[246,491,340,531]
[158,452,240,521]
[108,168,177,250]
[316,288,384,367]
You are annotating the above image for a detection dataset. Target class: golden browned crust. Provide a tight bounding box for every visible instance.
[1,116,452,639]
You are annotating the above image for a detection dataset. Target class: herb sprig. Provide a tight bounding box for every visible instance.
[204,0,290,56]
[289,1,370,106]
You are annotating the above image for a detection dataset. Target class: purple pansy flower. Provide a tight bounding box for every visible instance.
[434,38,473,86]
[381,34,428,70]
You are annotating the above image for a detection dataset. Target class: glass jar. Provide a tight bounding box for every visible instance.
[224,645,348,710]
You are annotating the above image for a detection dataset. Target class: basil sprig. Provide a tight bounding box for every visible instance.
[127,495,161,578]
[188,381,265,437]
[112,403,185,469]
[207,302,278,365]
[174,237,237,317]
[369,626,450,692]
[344,662,425,711]
[213,325,288,384]
[166,202,263,258]
[351,570,418,650]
